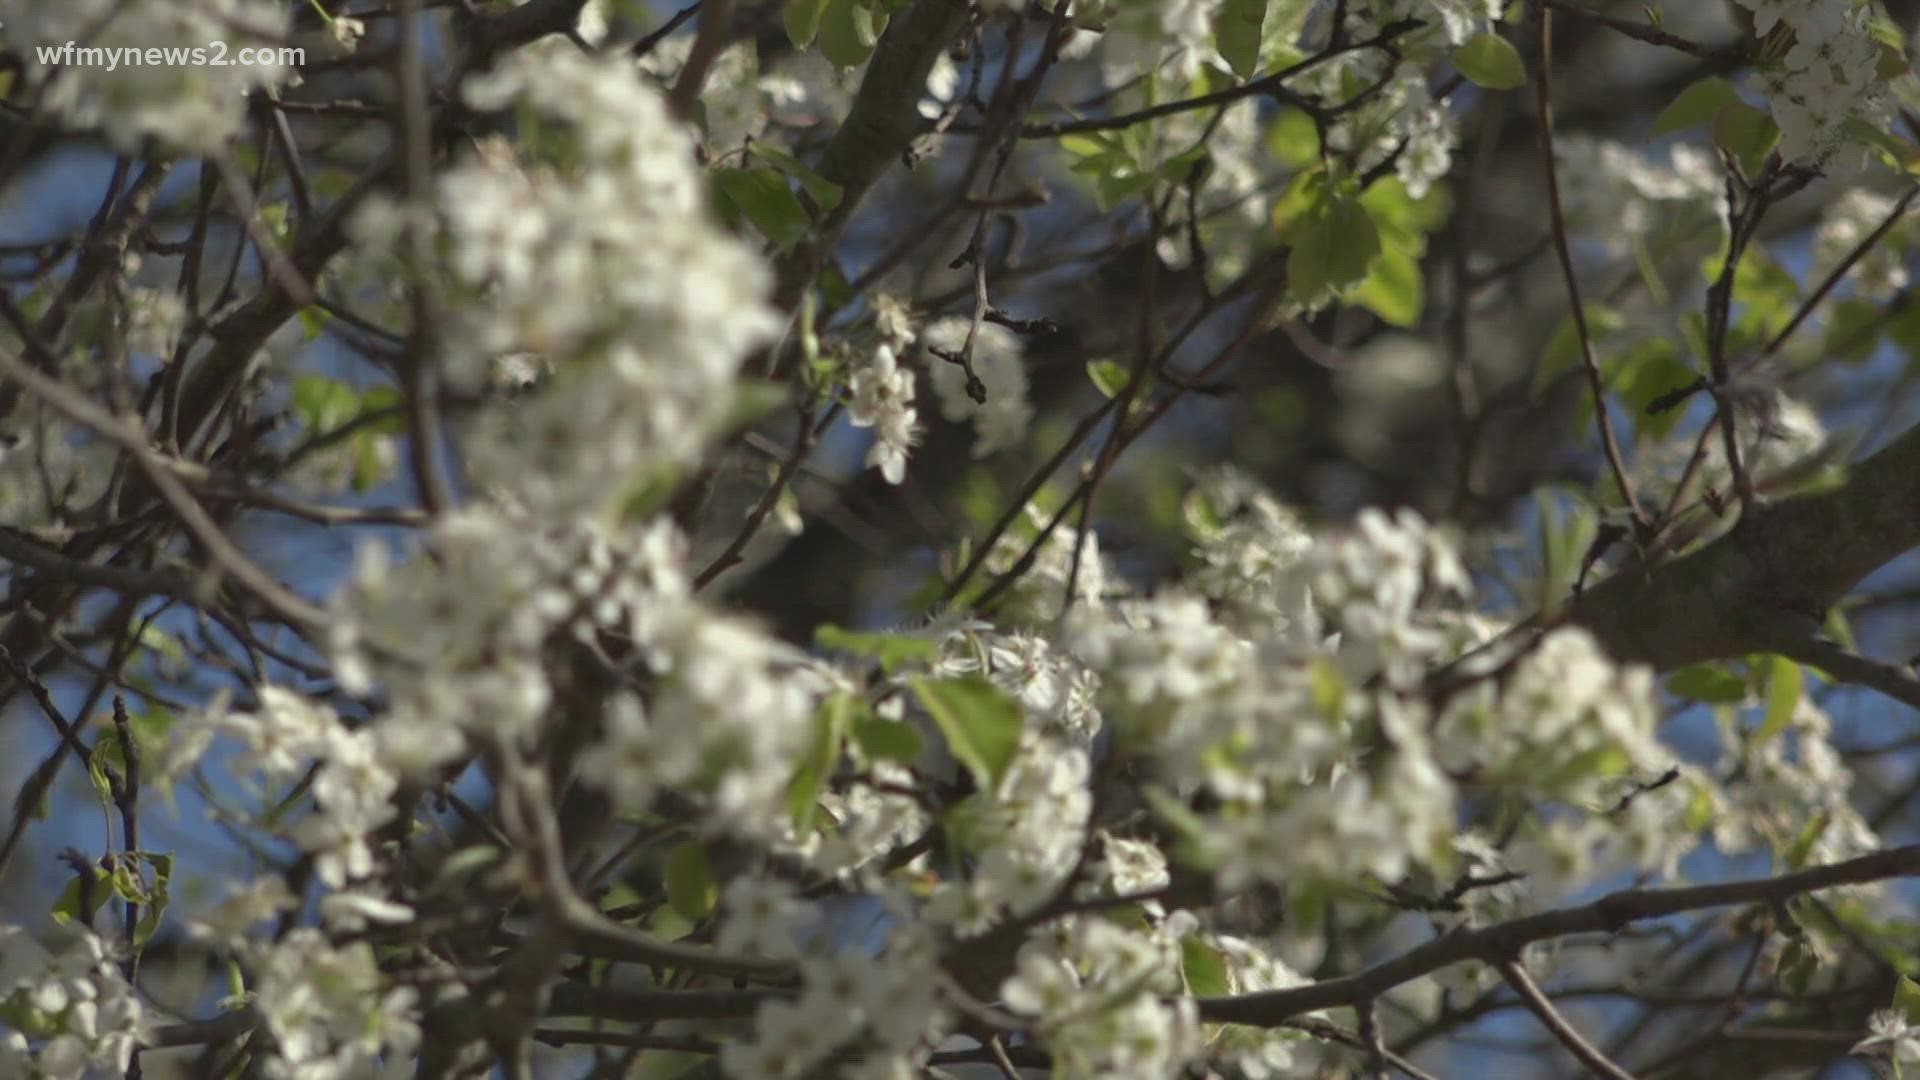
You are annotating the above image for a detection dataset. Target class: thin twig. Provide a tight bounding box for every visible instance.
[1532,3,1647,530]
[1499,958,1639,1080]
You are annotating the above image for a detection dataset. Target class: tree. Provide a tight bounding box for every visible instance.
[3,0,1920,1076]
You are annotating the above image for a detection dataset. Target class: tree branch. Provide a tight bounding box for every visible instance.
[1498,958,1640,1080]
[1196,842,1920,1025]
[1571,424,1920,670]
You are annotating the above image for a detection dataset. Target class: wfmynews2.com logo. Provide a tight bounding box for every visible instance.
[33,40,304,71]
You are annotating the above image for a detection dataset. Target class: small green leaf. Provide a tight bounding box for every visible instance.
[1351,243,1423,326]
[1181,939,1234,996]
[1757,655,1802,744]
[714,168,812,253]
[787,693,851,828]
[1894,975,1920,1025]
[1265,107,1319,168]
[1779,938,1819,997]
[1453,32,1527,91]
[1614,339,1697,442]
[1651,76,1739,135]
[1216,0,1267,80]
[852,713,923,764]
[818,0,884,69]
[432,846,504,893]
[1086,358,1129,399]
[1537,744,1631,790]
[1683,782,1716,831]
[1288,186,1380,301]
[1666,663,1748,704]
[296,306,328,341]
[1141,784,1219,868]
[350,433,385,493]
[1784,810,1830,871]
[1821,297,1887,363]
[784,0,832,48]
[912,676,1024,791]
[815,624,938,673]
[292,375,360,432]
[664,842,718,920]
[132,852,172,949]
[1713,102,1779,176]
[1307,656,1344,720]
[1532,305,1623,397]
[750,142,844,212]
[722,378,790,436]
[51,862,111,927]
[1843,117,1920,174]
[357,386,412,434]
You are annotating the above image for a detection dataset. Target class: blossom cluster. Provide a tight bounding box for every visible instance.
[0,930,145,1078]
[1740,0,1889,162]
[720,901,950,1079]
[345,46,783,519]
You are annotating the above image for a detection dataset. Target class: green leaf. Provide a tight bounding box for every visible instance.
[818,0,884,69]
[51,862,110,927]
[1843,117,1920,173]
[1784,810,1830,871]
[357,386,412,435]
[1534,486,1597,611]
[1536,744,1630,791]
[1758,654,1802,744]
[1779,937,1819,997]
[296,306,328,342]
[787,693,851,828]
[350,432,384,493]
[1307,656,1343,720]
[1666,663,1748,704]
[1532,305,1624,398]
[912,676,1024,791]
[1181,939,1234,996]
[1713,102,1779,176]
[1287,186,1380,301]
[852,713,923,764]
[722,378,790,436]
[1651,76,1739,135]
[1086,358,1129,399]
[1821,297,1887,363]
[1265,107,1319,168]
[1359,174,1448,252]
[1141,784,1219,868]
[1894,975,1920,1025]
[714,167,812,253]
[785,0,831,47]
[1351,243,1423,326]
[815,624,938,673]
[292,375,360,432]
[664,842,718,919]
[431,845,504,894]
[1824,607,1858,654]
[1453,32,1527,91]
[1216,0,1267,80]
[1613,339,1697,442]
[750,142,844,213]
[1683,782,1717,831]
[132,852,172,949]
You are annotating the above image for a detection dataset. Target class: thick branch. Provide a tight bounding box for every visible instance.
[773,0,972,310]
[1196,842,1920,1025]
[1571,424,1920,670]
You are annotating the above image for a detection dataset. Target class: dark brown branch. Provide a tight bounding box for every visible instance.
[1197,842,1920,1026]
